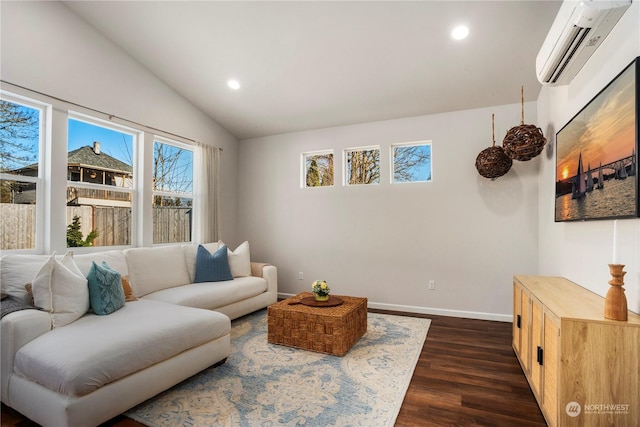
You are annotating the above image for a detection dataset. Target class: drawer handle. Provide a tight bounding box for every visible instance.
[537,346,544,366]
[516,314,521,329]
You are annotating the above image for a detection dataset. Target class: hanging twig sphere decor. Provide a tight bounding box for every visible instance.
[503,86,546,161]
[475,114,512,179]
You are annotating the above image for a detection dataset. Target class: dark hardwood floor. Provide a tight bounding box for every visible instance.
[388,311,546,427]
[2,311,545,427]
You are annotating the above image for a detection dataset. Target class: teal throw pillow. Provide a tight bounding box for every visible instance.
[194,244,233,283]
[87,261,126,315]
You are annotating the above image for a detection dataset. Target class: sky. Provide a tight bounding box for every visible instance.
[3,103,193,193]
[555,61,636,181]
[394,144,432,182]
[1,101,40,171]
[68,118,134,164]
[68,118,193,191]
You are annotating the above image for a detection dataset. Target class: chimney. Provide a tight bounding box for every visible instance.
[93,141,101,155]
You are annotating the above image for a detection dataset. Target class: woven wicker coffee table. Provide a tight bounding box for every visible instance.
[267,292,367,356]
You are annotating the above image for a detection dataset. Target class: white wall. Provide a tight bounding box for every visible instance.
[537,2,640,313]
[8,1,635,318]
[238,102,541,320]
[0,1,240,249]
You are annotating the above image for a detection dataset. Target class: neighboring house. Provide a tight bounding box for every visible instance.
[66,141,133,207]
[8,141,133,207]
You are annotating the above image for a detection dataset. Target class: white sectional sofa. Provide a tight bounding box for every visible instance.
[0,242,277,427]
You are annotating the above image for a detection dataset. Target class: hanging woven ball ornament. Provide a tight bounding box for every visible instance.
[476,146,512,179]
[475,114,513,179]
[503,86,546,161]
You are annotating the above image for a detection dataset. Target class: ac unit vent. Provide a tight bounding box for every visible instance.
[536,0,631,86]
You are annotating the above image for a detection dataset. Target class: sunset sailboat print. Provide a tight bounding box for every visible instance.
[555,57,638,221]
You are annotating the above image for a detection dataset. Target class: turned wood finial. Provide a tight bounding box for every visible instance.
[605,264,628,321]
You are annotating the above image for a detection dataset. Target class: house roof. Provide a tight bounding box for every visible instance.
[67,146,132,175]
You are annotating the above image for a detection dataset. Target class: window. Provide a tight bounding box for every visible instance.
[67,116,135,247]
[303,151,334,188]
[153,138,193,244]
[0,95,45,251]
[391,141,432,183]
[1,86,209,252]
[345,146,380,185]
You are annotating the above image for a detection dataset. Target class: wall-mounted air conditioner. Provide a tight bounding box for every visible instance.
[536,0,631,86]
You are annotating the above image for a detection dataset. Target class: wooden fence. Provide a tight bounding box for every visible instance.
[153,206,192,244]
[0,204,36,250]
[1,204,191,249]
[66,206,132,247]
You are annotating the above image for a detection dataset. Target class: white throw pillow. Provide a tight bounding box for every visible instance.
[32,252,89,328]
[124,246,191,296]
[225,241,251,277]
[0,254,50,303]
[73,250,128,277]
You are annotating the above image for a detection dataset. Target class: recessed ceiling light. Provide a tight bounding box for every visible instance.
[227,79,241,90]
[451,25,469,40]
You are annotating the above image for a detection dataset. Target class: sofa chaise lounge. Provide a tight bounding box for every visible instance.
[0,242,277,427]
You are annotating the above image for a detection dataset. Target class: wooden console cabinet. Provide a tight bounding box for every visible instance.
[513,275,639,427]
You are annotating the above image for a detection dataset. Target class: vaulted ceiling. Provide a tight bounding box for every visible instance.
[65,1,562,140]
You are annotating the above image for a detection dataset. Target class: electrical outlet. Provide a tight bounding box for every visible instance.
[428,280,435,290]
[298,272,304,280]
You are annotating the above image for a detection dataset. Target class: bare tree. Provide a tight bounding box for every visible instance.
[306,158,321,187]
[348,149,380,185]
[305,153,334,187]
[0,100,39,172]
[153,142,193,206]
[345,145,430,185]
[322,154,334,186]
[393,145,431,182]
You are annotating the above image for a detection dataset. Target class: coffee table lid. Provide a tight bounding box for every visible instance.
[288,296,344,307]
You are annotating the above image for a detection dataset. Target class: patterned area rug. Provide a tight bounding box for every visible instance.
[127,308,431,427]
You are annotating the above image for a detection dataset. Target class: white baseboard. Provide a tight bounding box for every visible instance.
[277,293,512,323]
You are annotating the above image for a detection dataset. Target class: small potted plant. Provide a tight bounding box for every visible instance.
[311,280,330,302]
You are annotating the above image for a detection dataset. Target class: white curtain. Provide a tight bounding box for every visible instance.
[195,142,220,243]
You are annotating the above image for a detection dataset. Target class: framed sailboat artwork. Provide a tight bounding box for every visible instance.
[555,56,639,222]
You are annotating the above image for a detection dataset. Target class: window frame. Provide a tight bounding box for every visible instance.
[301,150,335,189]
[0,92,49,253]
[390,140,433,184]
[66,112,138,249]
[152,136,195,245]
[0,85,210,253]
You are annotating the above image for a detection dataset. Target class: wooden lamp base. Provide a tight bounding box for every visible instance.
[604,264,628,321]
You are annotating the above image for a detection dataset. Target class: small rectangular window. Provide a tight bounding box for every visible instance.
[67,116,135,248]
[345,147,380,185]
[302,151,334,188]
[153,139,193,244]
[392,141,432,183]
[0,96,44,251]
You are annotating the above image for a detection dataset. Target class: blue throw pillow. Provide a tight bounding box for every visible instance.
[87,261,126,315]
[194,245,233,283]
